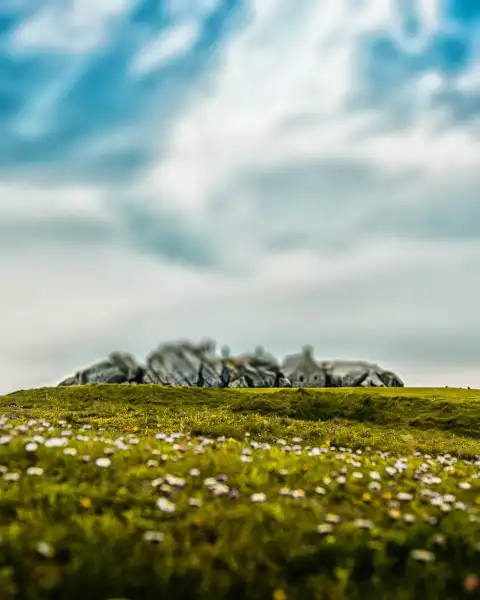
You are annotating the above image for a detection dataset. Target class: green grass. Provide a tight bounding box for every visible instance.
[0,385,479,600]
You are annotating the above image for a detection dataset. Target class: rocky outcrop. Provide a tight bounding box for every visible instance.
[57,340,404,388]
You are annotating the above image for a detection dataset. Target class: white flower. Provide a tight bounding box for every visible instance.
[27,467,44,476]
[315,486,327,495]
[212,484,229,496]
[352,472,363,480]
[157,498,175,513]
[459,482,471,490]
[0,436,12,445]
[325,513,341,523]
[4,472,20,482]
[188,498,203,507]
[203,478,217,488]
[189,468,200,477]
[45,437,68,448]
[292,489,306,499]
[251,493,267,503]
[165,475,185,488]
[36,542,54,558]
[95,458,111,468]
[143,531,164,543]
[411,549,435,563]
[370,471,381,481]
[354,519,373,529]
[317,524,334,534]
[403,514,416,524]
[63,448,77,456]
[25,442,38,452]
[397,492,413,502]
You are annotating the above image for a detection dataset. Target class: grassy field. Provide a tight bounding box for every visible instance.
[0,384,479,600]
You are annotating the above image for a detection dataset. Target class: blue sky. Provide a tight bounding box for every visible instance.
[0,0,479,393]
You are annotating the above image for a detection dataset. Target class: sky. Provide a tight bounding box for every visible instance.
[0,0,479,394]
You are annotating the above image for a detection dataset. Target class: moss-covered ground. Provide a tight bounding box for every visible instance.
[0,385,479,600]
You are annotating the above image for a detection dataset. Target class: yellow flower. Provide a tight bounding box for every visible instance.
[273,589,287,600]
[382,492,392,501]
[388,509,401,520]
[80,497,92,509]
[362,493,372,503]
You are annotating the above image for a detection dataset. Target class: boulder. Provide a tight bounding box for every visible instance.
[57,340,404,388]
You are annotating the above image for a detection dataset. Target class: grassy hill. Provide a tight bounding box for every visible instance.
[0,385,479,600]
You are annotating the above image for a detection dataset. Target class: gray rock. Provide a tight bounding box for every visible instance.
[57,339,404,389]
[58,352,144,386]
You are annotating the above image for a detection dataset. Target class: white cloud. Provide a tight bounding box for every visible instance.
[9,0,133,54]
[131,22,200,76]
[140,0,480,217]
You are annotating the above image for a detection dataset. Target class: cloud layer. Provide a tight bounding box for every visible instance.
[0,0,479,393]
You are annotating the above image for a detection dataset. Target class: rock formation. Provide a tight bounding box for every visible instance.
[57,340,404,388]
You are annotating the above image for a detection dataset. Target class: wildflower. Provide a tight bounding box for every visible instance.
[354,519,374,529]
[27,467,44,476]
[25,442,38,452]
[459,482,472,490]
[317,524,334,534]
[370,471,381,481]
[143,531,165,544]
[403,514,416,524]
[292,489,306,499]
[410,549,435,563]
[4,472,20,482]
[251,493,267,503]
[397,492,413,502]
[156,498,175,513]
[352,472,363,480]
[272,589,287,600]
[325,513,340,523]
[36,542,54,558]
[165,475,185,488]
[189,468,200,477]
[362,493,372,503]
[315,487,326,495]
[279,487,291,496]
[45,437,67,448]
[188,498,203,508]
[388,509,401,520]
[95,458,111,468]
[63,447,77,456]
[212,484,229,497]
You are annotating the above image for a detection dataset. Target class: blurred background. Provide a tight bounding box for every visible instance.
[0,0,479,394]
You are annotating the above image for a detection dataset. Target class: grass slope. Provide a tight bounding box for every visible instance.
[0,385,479,600]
